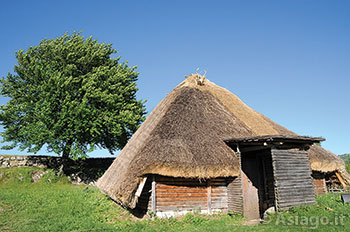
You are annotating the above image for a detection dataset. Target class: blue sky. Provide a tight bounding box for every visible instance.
[0,0,349,157]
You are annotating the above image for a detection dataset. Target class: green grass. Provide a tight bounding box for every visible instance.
[1,167,350,231]
[261,194,350,231]
[0,167,244,232]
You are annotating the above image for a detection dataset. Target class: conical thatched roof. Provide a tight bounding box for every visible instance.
[97,74,349,208]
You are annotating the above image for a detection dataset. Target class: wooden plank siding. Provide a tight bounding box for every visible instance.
[271,149,316,210]
[210,178,229,212]
[147,175,230,214]
[227,176,243,213]
[312,171,327,196]
[227,151,243,213]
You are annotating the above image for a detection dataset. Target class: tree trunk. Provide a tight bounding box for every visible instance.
[60,140,73,174]
[62,140,73,159]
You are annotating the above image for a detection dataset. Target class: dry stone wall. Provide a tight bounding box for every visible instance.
[0,155,114,184]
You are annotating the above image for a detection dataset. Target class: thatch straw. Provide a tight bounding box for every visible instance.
[97,78,252,207]
[97,74,350,208]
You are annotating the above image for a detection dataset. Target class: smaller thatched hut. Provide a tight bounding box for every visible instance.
[97,74,350,219]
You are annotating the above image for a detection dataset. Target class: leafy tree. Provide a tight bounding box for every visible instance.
[0,32,146,159]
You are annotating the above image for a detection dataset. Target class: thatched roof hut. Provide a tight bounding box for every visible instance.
[97,74,349,217]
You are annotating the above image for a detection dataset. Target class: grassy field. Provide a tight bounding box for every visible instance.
[1,167,350,231]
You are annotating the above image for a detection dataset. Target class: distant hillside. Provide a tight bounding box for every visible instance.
[340,154,350,172]
[340,154,350,162]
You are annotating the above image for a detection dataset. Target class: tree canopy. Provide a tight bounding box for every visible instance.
[0,32,146,158]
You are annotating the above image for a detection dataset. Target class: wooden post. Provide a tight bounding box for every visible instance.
[135,177,147,197]
[152,176,156,213]
[271,148,280,211]
[335,172,347,189]
[207,180,212,214]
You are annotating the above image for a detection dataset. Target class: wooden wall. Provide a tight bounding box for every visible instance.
[210,178,229,212]
[138,175,231,216]
[227,176,243,213]
[271,149,316,210]
[312,171,327,196]
[155,176,208,213]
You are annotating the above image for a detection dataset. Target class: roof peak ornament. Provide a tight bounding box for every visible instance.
[185,68,207,86]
